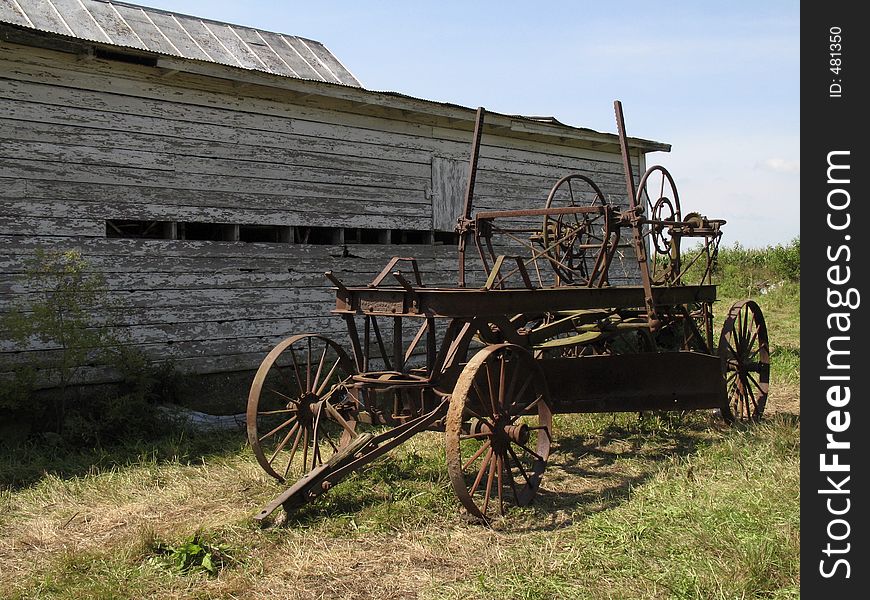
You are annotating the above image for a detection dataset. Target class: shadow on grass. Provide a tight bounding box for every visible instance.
[0,423,248,490]
[262,415,739,532]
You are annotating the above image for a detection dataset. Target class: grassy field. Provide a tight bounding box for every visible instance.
[0,251,800,599]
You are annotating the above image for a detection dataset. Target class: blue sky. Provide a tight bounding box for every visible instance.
[137,1,799,247]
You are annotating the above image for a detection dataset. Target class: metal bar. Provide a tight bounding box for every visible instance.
[614,100,660,330]
[458,107,486,287]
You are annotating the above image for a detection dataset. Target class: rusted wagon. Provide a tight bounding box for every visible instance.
[246,102,770,523]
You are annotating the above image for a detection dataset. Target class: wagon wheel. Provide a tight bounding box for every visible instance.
[445,344,552,522]
[541,174,616,286]
[247,334,359,482]
[636,166,681,283]
[718,301,770,422]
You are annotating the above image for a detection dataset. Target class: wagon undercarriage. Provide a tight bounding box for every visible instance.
[245,101,771,524]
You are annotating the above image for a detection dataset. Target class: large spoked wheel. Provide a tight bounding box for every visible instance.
[636,166,682,284]
[445,344,552,523]
[247,334,359,482]
[541,174,616,286]
[718,301,770,422]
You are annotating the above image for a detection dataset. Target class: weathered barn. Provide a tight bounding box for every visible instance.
[0,0,669,385]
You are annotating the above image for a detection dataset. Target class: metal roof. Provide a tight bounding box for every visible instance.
[0,0,362,86]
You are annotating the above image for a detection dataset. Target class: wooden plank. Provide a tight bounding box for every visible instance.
[0,139,172,170]
[0,48,636,164]
[0,158,429,202]
[0,215,102,237]
[0,177,25,198]
[0,76,629,172]
[431,157,467,232]
[0,199,425,230]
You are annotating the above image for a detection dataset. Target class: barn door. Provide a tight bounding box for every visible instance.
[431,157,469,232]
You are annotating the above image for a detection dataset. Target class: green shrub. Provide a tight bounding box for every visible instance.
[3,249,120,431]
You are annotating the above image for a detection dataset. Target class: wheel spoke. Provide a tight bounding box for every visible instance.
[497,455,505,515]
[507,445,533,487]
[287,346,305,396]
[517,442,545,462]
[259,416,298,442]
[312,344,329,394]
[267,421,300,463]
[266,387,297,404]
[315,357,343,395]
[463,440,491,470]
[482,451,498,516]
[306,336,313,392]
[484,360,499,418]
[284,426,304,478]
[470,448,493,496]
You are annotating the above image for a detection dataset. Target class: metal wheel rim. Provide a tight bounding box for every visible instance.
[718,300,770,422]
[445,344,552,522]
[247,334,357,481]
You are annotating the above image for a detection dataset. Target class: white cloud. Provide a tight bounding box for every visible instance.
[757,158,800,174]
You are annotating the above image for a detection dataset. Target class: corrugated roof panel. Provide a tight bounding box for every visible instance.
[205,23,267,71]
[284,36,342,84]
[84,0,146,49]
[15,0,71,35]
[256,30,321,81]
[142,9,210,61]
[0,0,31,27]
[300,38,359,87]
[112,3,177,55]
[231,26,295,78]
[170,15,238,66]
[48,0,111,42]
[0,0,362,86]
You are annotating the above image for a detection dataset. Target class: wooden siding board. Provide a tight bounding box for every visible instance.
[0,72,628,171]
[0,42,645,383]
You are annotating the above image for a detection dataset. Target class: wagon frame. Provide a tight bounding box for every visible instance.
[246,101,771,523]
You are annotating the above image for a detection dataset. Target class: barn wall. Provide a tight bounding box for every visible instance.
[0,39,646,384]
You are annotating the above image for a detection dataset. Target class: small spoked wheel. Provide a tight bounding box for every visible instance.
[636,165,681,283]
[247,334,359,482]
[445,344,552,523]
[718,301,770,422]
[541,173,615,286]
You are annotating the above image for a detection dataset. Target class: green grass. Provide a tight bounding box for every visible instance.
[0,244,800,599]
